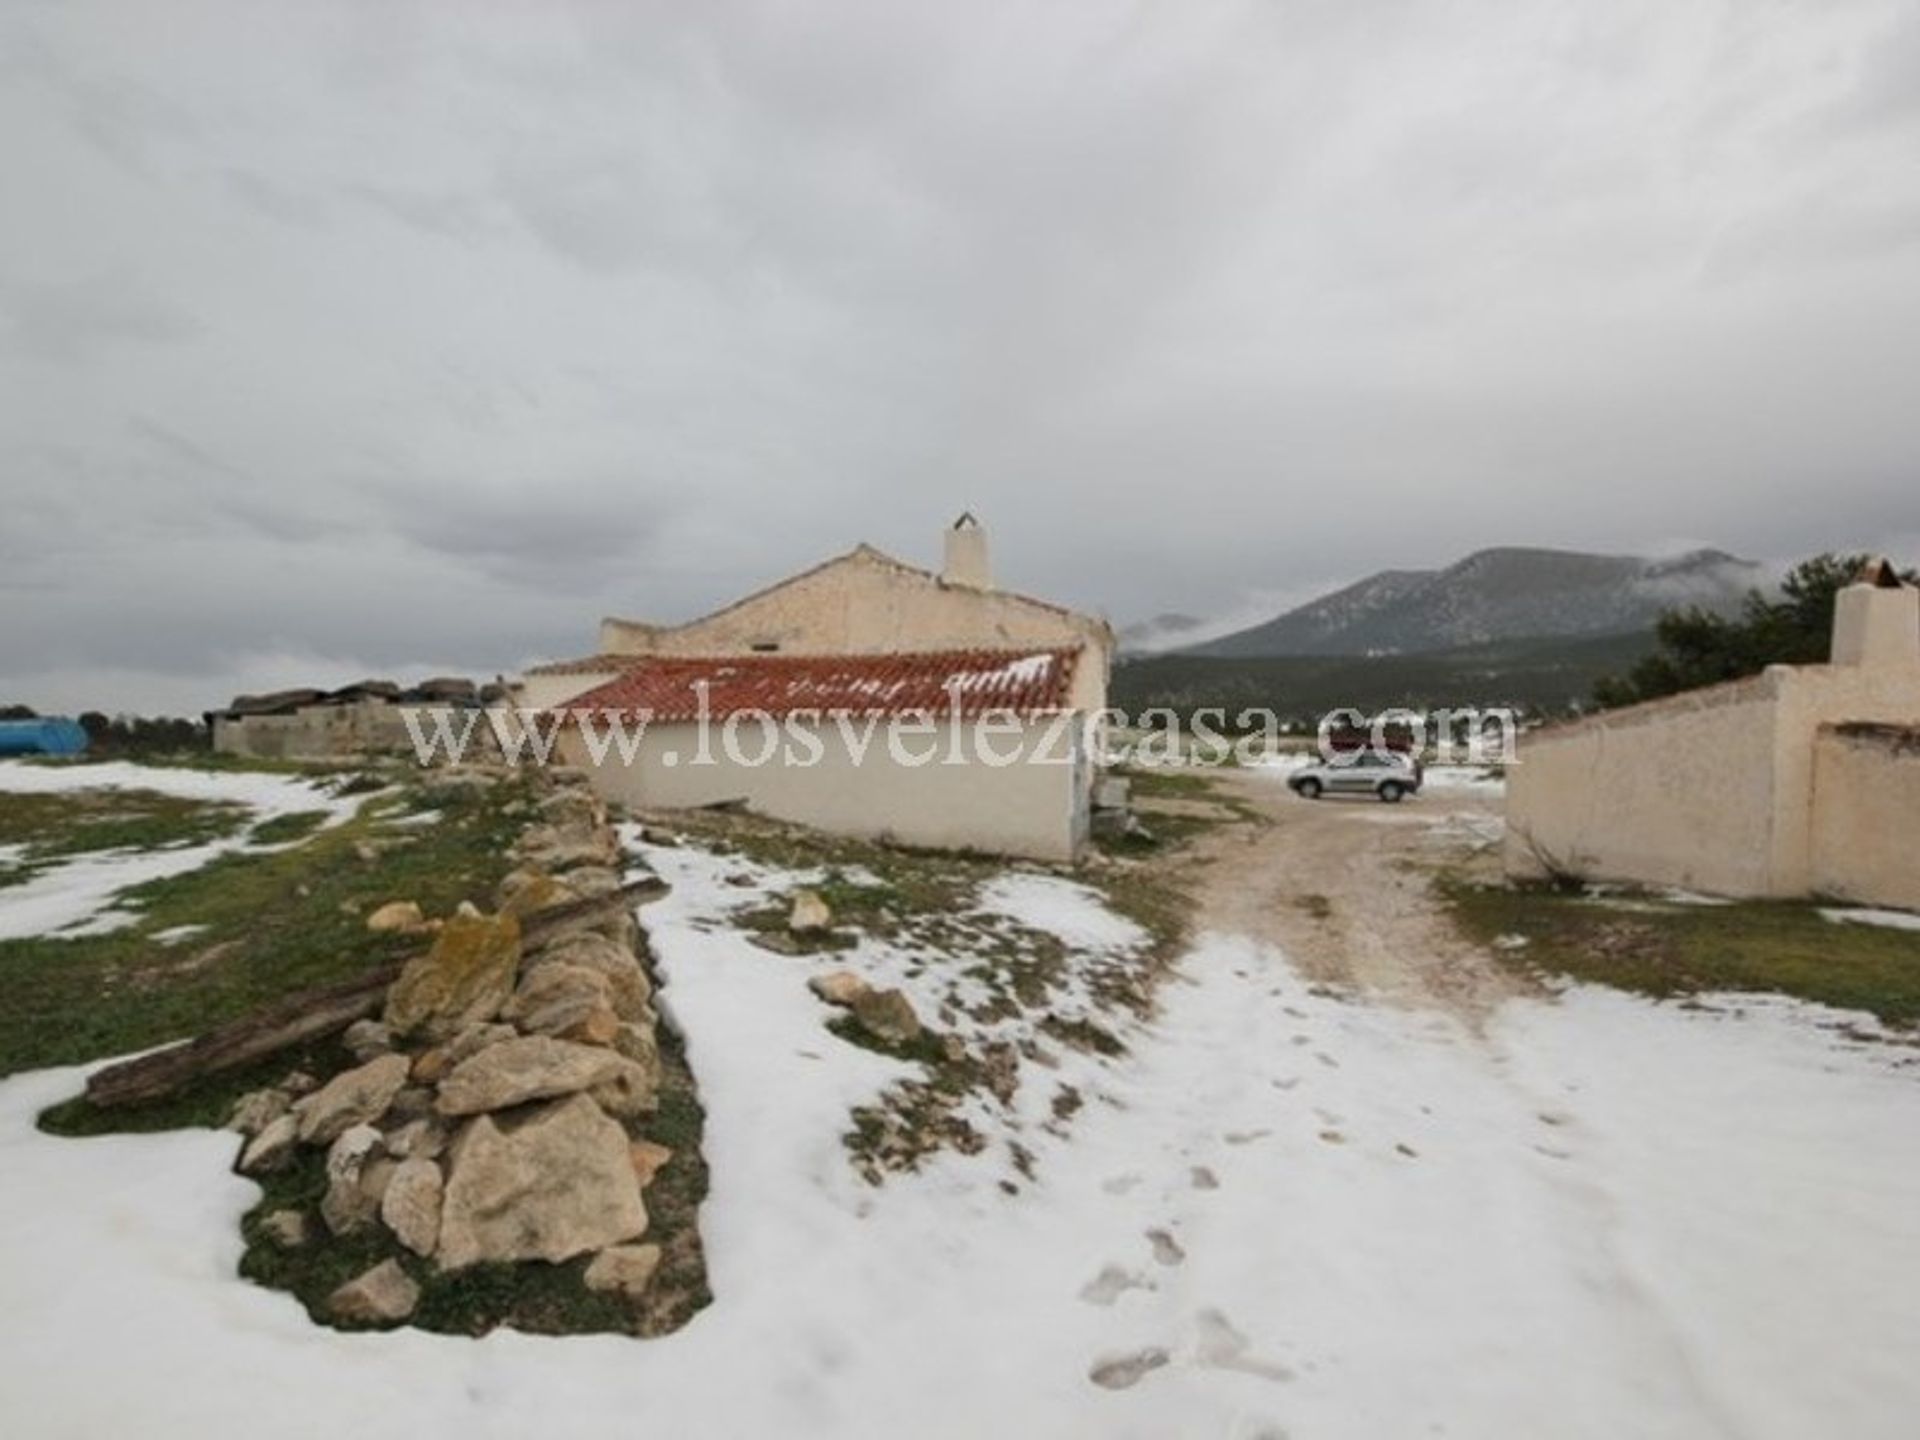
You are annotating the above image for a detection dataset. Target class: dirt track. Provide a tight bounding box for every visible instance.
[1164,767,1530,1022]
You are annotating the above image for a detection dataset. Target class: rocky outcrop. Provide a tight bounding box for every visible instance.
[364,900,427,935]
[809,970,871,1008]
[384,912,523,1042]
[434,1035,644,1117]
[293,1053,411,1144]
[328,1259,419,1324]
[437,1094,649,1268]
[381,1157,444,1257]
[532,933,653,1021]
[788,889,832,934]
[852,988,921,1046]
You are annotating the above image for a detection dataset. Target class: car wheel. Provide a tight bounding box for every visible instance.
[1378,781,1405,803]
[1296,778,1322,800]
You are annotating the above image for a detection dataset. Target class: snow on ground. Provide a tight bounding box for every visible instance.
[0,760,363,940]
[1,840,1917,1438]
[1820,906,1920,933]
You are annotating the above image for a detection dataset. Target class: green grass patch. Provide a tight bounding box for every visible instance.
[0,788,251,861]
[248,809,333,845]
[1443,877,1920,1027]
[0,774,532,1079]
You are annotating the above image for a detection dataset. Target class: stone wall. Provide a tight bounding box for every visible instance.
[227,770,694,1330]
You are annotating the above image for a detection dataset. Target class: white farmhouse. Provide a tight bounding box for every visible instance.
[521,517,1113,861]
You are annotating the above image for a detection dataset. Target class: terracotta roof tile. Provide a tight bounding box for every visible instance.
[553,648,1081,722]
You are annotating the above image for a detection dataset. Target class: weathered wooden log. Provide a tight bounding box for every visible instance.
[82,875,670,1110]
[84,964,400,1109]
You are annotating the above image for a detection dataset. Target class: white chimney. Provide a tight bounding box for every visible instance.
[1830,558,1920,667]
[942,511,991,589]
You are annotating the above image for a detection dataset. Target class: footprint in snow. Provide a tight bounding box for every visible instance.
[1270,1076,1302,1092]
[1225,1128,1271,1145]
[1080,1265,1155,1306]
[1102,1173,1143,1196]
[1314,1052,1340,1068]
[1089,1348,1170,1391]
[1194,1308,1295,1383]
[1146,1228,1186,1265]
[1190,1165,1220,1190]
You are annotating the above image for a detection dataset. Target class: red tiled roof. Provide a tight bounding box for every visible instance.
[553,648,1081,722]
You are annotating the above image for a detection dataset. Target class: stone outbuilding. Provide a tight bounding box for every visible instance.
[1506,560,1920,907]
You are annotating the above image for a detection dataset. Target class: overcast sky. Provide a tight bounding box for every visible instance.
[4,0,1918,713]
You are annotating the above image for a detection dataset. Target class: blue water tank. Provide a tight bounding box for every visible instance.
[0,718,90,756]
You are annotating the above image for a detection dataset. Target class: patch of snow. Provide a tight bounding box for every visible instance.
[975,872,1148,953]
[0,761,360,940]
[1662,888,1734,907]
[148,924,211,947]
[1419,763,1506,792]
[1819,906,1920,934]
[1,879,1917,1436]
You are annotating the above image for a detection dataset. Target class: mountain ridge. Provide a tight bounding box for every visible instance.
[1177,545,1761,658]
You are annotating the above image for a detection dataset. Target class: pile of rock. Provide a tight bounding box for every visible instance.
[228,774,673,1326]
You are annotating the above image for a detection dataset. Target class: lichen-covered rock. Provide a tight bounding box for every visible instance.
[583,1243,662,1301]
[383,911,522,1043]
[532,933,652,1020]
[435,1035,643,1117]
[327,1259,419,1325]
[436,1094,648,1268]
[852,988,921,1046]
[381,1157,444,1257]
[364,900,426,934]
[226,1087,290,1137]
[238,1113,300,1174]
[499,872,582,922]
[294,1053,412,1144]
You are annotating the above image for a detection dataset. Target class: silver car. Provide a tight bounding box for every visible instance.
[1287,751,1422,803]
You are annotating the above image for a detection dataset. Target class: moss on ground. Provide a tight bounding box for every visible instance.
[1443,877,1920,1028]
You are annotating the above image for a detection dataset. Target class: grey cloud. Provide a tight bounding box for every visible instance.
[1,0,1917,712]
[2,274,198,362]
